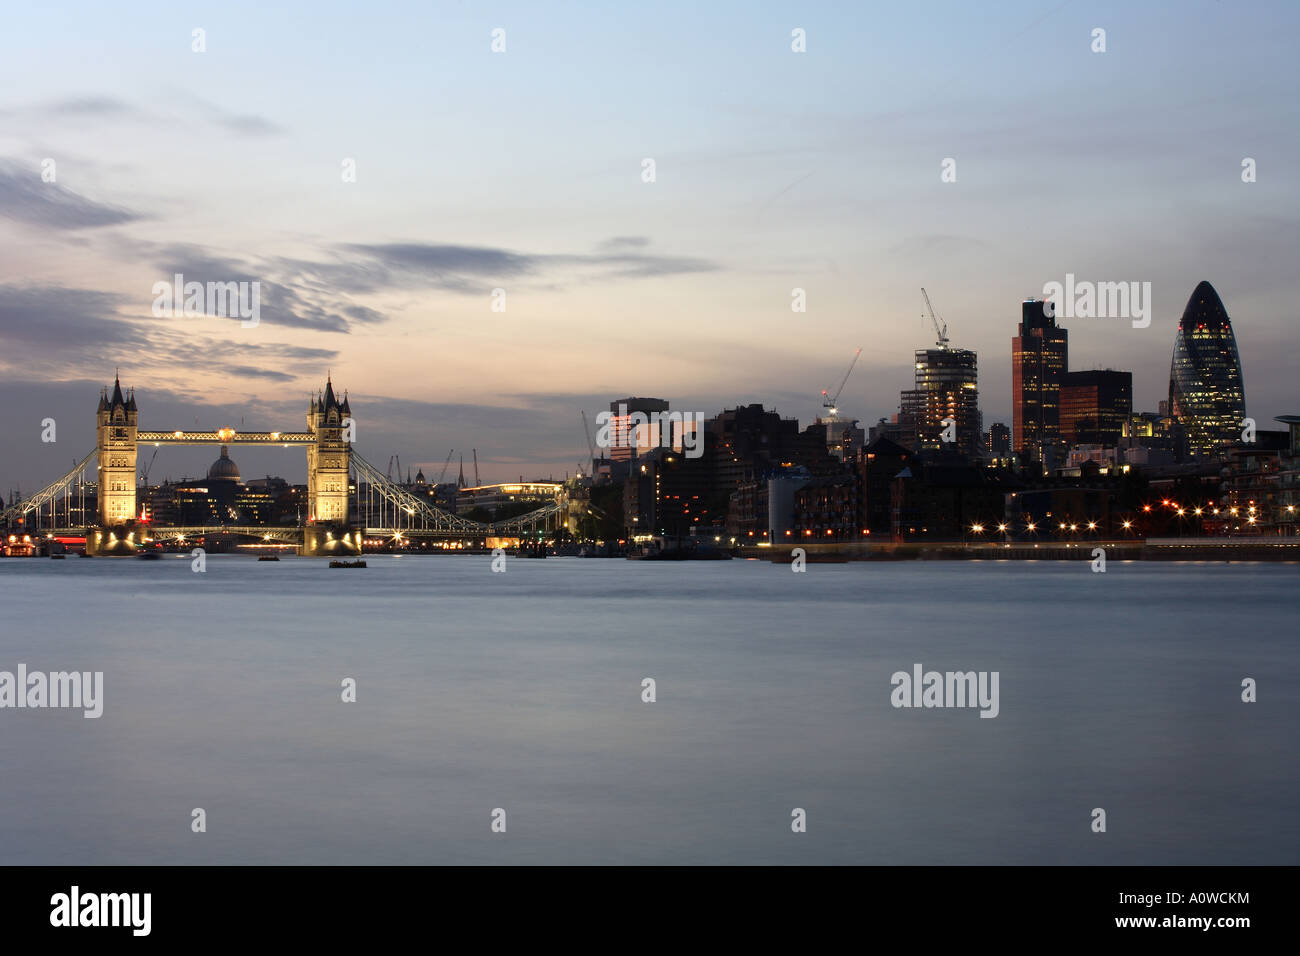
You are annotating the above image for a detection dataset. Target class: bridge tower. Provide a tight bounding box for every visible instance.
[96,374,138,526]
[306,377,351,524]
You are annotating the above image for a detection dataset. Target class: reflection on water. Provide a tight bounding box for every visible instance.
[0,555,1295,864]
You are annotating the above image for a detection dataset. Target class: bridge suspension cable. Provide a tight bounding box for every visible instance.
[1,449,97,530]
[350,451,485,533]
[350,451,566,536]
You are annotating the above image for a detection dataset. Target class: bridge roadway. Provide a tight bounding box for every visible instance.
[37,518,560,543]
[142,525,523,542]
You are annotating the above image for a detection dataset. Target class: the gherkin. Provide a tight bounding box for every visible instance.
[1168,281,1246,457]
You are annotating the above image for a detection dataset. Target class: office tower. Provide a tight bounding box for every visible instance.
[607,397,670,462]
[1168,281,1246,457]
[987,422,1011,457]
[823,418,866,460]
[1060,370,1133,445]
[898,347,980,454]
[1012,298,1069,459]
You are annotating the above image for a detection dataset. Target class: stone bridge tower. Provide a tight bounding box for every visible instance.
[96,374,138,526]
[306,377,351,524]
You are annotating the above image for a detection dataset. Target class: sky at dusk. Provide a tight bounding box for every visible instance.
[2,0,1297,492]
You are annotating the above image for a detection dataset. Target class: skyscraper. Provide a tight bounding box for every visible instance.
[1169,281,1246,457]
[1012,298,1069,460]
[607,397,670,462]
[987,422,1011,457]
[898,348,980,454]
[1060,370,1133,446]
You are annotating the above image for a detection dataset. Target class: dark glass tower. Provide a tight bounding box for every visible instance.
[1168,281,1246,457]
[1012,299,1068,460]
[1060,369,1133,445]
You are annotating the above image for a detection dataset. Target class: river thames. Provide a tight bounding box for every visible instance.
[0,555,1295,865]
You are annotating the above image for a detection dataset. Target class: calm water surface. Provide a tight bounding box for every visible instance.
[0,555,1295,864]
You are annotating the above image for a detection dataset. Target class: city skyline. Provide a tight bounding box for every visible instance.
[2,1,1297,490]
[0,4,1296,883]
[0,275,1281,493]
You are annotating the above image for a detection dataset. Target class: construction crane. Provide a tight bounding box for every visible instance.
[581,410,597,472]
[921,287,949,348]
[139,446,160,487]
[821,347,863,419]
[472,449,480,487]
[437,449,454,484]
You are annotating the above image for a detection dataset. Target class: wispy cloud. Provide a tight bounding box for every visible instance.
[597,236,650,252]
[341,238,719,291]
[340,243,537,292]
[14,94,283,136]
[0,283,336,381]
[0,160,140,229]
[214,113,283,135]
[179,93,286,137]
[123,241,379,333]
[45,96,137,117]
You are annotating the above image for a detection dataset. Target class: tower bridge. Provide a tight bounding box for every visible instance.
[1,374,571,555]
